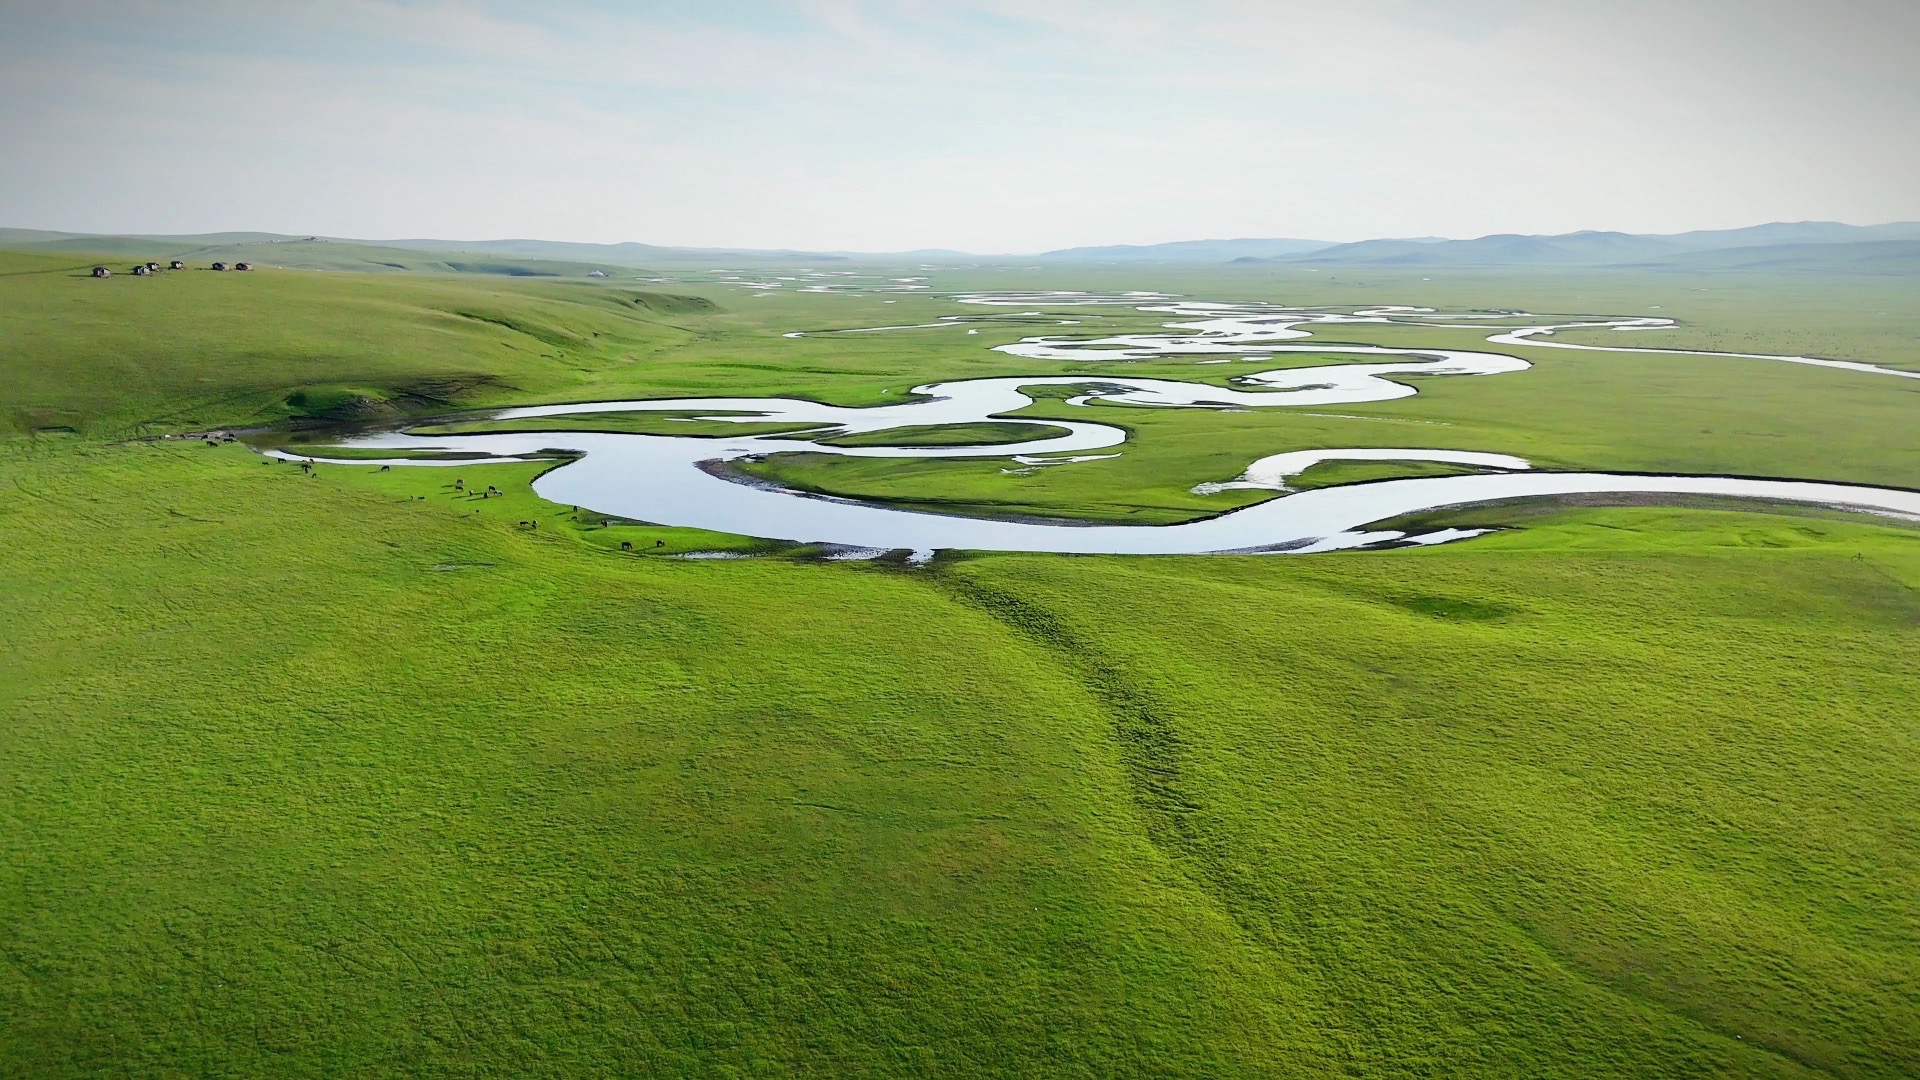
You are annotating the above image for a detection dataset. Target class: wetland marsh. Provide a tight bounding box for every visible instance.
[10,4,1920,1074]
[5,256,1919,1078]
[282,293,1920,554]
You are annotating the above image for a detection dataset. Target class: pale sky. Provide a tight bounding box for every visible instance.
[2,0,1917,252]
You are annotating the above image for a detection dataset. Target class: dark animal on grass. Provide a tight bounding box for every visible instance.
[620,541,633,551]
[380,465,391,471]
[655,539,665,548]
[91,266,111,278]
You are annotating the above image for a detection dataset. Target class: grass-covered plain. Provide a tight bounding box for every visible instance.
[3,254,1919,1076]
[812,421,1074,447]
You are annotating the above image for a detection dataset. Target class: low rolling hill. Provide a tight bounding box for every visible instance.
[1647,238,1920,274]
[2,233,639,278]
[0,250,716,436]
[1039,237,1335,262]
[11,220,1920,273]
[1262,222,1920,272]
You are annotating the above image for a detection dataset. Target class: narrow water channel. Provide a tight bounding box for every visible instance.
[275,295,1920,554]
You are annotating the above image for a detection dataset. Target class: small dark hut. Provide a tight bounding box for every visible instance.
[91,266,112,278]
[211,262,228,271]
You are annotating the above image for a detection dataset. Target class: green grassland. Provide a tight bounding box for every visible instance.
[1283,457,1485,489]
[736,349,1920,525]
[811,421,1074,447]
[407,412,827,440]
[3,254,1919,1076]
[0,251,712,435]
[1,233,644,278]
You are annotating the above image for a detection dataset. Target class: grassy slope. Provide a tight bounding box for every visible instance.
[950,526,1920,1078]
[6,236,641,277]
[0,252,709,435]
[3,441,1916,1077]
[4,257,1920,1076]
[0,443,1303,1076]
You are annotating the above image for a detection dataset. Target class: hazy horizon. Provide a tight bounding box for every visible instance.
[3,1,1918,251]
[9,218,1920,258]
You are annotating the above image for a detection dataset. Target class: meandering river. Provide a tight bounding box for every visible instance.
[277,293,1920,555]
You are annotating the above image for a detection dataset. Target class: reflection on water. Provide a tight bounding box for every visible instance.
[275,295,1920,554]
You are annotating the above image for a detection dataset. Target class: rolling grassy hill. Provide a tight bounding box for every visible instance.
[3,234,640,277]
[0,251,711,435]
[14,219,1920,273]
[2,256,1918,1076]
[1648,239,1920,274]
[1,229,892,269]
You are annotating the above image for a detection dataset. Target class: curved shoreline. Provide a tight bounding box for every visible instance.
[280,294,1920,555]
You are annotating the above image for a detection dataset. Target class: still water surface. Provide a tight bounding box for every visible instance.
[278,295,1920,554]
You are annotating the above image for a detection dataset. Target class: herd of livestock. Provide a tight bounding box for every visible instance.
[91,260,253,278]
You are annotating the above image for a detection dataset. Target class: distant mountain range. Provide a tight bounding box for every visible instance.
[0,228,976,274]
[1041,223,1920,272]
[1237,222,1920,269]
[4,221,1918,274]
[0,229,651,278]
[1037,238,1334,262]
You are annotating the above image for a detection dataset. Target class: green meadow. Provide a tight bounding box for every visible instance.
[3,253,1918,1077]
